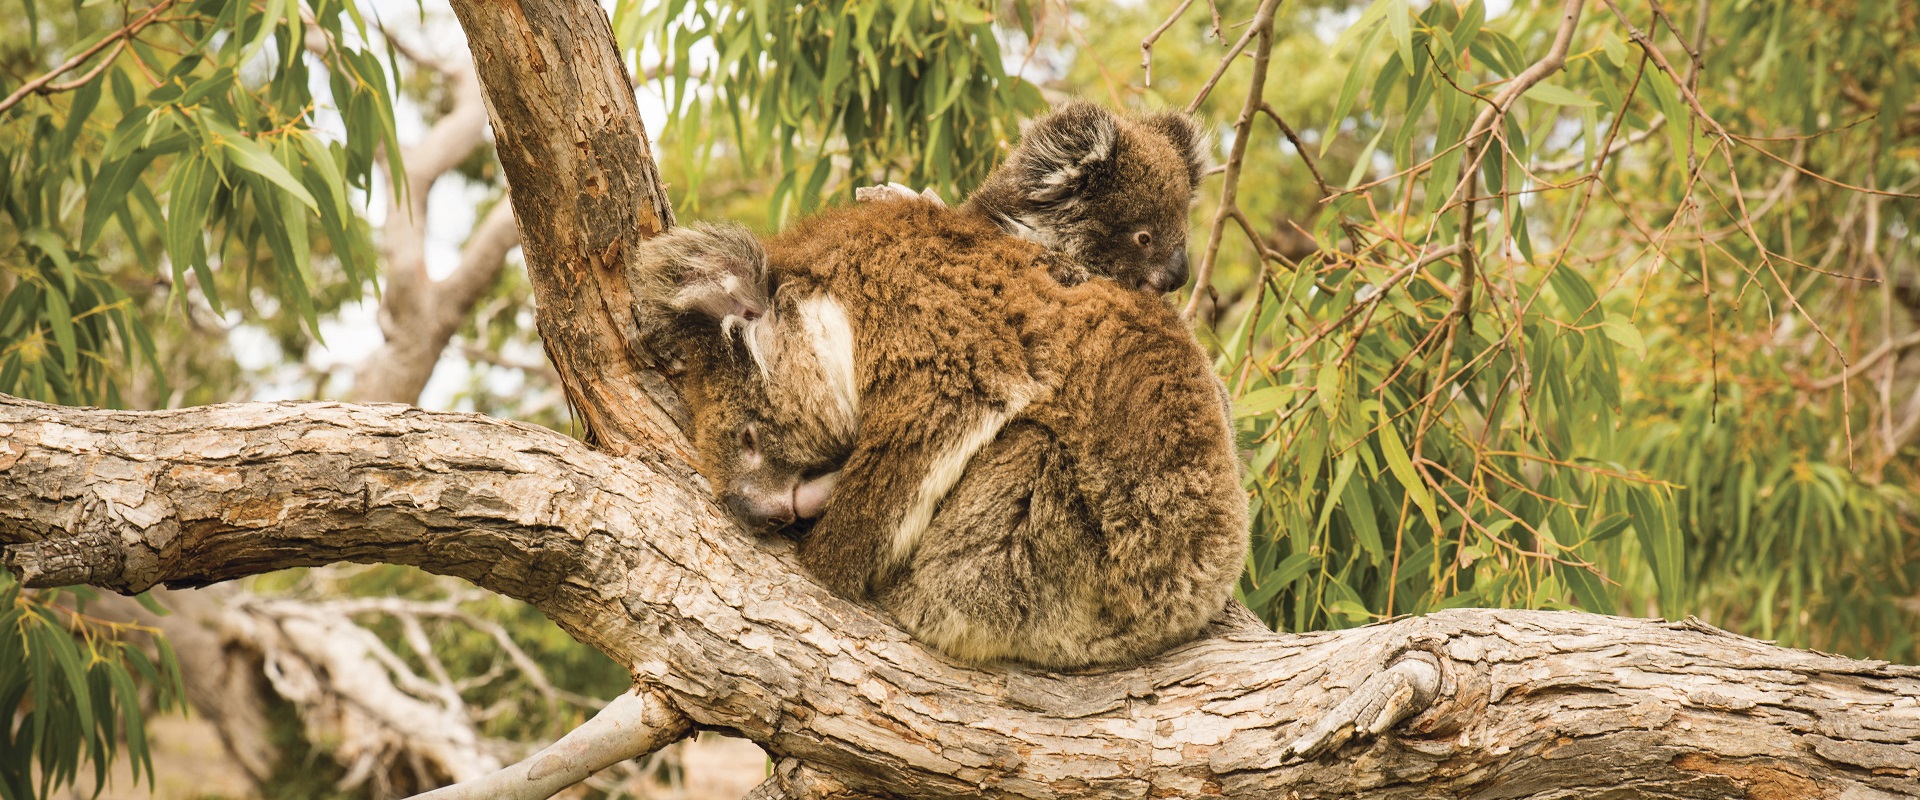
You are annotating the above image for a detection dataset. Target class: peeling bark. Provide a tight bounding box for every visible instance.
[4,397,1917,798]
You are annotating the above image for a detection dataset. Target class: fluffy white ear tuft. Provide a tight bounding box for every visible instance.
[647,223,773,334]
[1015,102,1121,204]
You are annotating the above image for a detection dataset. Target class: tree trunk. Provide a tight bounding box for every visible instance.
[4,1,1919,798]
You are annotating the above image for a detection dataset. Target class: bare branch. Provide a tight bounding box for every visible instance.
[1139,0,1198,86]
[1184,0,1283,321]
[410,688,690,800]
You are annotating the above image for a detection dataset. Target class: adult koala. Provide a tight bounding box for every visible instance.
[631,198,1246,671]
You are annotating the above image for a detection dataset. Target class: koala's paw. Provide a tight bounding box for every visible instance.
[1041,253,1092,287]
[855,182,947,207]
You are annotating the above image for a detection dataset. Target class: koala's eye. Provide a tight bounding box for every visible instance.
[1133,231,1154,248]
[739,423,760,454]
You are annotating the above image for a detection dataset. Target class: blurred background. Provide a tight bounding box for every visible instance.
[2,0,1915,796]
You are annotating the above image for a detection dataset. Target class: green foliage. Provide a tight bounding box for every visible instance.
[0,0,399,407]
[613,0,1048,224]
[1,3,401,795]
[1122,0,1920,658]
[0,573,186,800]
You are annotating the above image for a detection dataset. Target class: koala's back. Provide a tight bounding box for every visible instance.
[767,201,1053,405]
[888,282,1248,669]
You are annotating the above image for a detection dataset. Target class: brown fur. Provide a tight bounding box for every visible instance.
[632,201,1247,670]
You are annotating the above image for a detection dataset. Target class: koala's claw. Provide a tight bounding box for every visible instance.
[855,182,947,207]
[1283,649,1442,761]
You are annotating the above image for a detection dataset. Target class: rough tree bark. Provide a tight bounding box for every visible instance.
[4,1,1919,798]
[2,398,1918,798]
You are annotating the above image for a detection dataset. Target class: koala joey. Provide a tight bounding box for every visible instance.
[864,101,1208,294]
[632,201,1248,670]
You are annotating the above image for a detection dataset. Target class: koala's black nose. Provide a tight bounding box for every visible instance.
[1147,249,1190,293]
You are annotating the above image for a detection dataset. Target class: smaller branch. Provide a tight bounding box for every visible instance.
[42,40,129,93]
[1138,0,1197,87]
[1184,0,1282,320]
[440,200,523,314]
[1729,135,1920,199]
[1258,102,1334,199]
[1600,0,1728,141]
[1810,331,1920,390]
[1646,0,1705,90]
[1183,0,1279,115]
[0,0,178,115]
[410,688,691,800]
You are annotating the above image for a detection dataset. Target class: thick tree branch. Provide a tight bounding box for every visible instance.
[4,395,1918,798]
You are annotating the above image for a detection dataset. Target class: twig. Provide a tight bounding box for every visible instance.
[1810,331,1920,391]
[1183,0,1283,321]
[1257,102,1332,199]
[0,0,179,115]
[1139,0,1198,87]
[1727,135,1920,199]
[1183,0,1277,115]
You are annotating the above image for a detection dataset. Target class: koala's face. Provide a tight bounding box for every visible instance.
[984,102,1208,295]
[686,370,839,532]
[719,416,839,531]
[633,222,848,532]
[1060,142,1196,294]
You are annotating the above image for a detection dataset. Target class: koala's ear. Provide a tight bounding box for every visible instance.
[1138,111,1209,191]
[633,223,772,331]
[1014,101,1121,204]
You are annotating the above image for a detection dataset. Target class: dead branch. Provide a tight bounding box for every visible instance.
[413,689,689,800]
